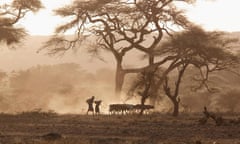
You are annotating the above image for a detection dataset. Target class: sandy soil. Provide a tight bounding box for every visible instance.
[0,112,239,144]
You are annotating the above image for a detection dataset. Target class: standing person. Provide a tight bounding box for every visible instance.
[86,96,95,115]
[94,100,102,115]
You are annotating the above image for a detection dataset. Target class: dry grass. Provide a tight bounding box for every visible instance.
[0,111,239,144]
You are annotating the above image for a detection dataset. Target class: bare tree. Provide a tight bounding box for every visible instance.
[40,0,196,97]
[0,0,43,45]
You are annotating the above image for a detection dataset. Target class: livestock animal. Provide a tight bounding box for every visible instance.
[109,104,134,115]
[134,104,154,111]
[109,104,154,115]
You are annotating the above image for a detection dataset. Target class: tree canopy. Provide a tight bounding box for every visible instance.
[41,0,198,96]
[0,0,43,45]
[158,26,239,91]
[128,26,239,115]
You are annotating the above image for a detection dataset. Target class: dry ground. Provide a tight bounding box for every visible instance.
[0,112,239,144]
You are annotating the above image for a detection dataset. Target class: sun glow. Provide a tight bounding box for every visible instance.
[185,0,240,32]
[3,0,240,35]
[19,0,73,35]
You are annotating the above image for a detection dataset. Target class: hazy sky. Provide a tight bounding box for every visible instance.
[17,0,240,35]
[1,0,240,72]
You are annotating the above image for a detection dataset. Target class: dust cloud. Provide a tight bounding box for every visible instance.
[0,63,118,114]
[0,63,240,114]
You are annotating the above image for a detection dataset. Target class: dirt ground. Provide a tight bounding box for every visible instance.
[0,112,239,144]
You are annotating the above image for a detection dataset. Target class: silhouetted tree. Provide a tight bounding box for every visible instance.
[128,26,239,116]
[0,0,43,45]
[127,67,163,115]
[41,0,196,97]
[158,26,239,116]
[163,63,188,116]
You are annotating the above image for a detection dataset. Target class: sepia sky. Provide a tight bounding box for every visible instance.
[1,0,240,72]
[18,0,240,35]
[20,0,73,35]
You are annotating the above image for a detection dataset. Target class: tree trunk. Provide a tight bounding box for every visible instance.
[172,99,179,117]
[163,64,188,117]
[139,75,152,115]
[115,63,125,97]
[140,96,147,115]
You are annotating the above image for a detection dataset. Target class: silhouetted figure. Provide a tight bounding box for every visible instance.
[86,96,95,115]
[95,100,102,115]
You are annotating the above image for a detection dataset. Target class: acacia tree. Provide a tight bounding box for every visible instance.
[41,0,196,97]
[159,26,238,116]
[0,0,43,45]
[163,63,188,116]
[128,26,239,116]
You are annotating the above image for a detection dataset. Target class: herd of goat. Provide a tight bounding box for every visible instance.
[109,104,154,114]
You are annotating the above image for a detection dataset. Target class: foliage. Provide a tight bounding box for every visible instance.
[0,27,26,45]
[42,0,195,55]
[39,0,240,116]
[157,26,239,91]
[127,68,164,104]
[0,0,43,45]
[127,26,239,116]
[41,0,198,97]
